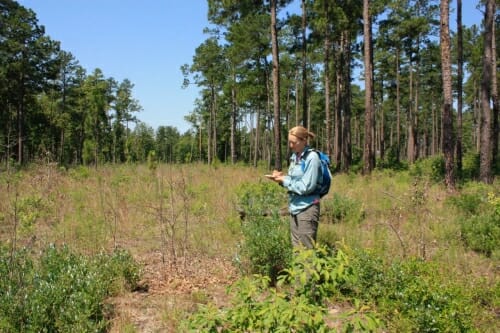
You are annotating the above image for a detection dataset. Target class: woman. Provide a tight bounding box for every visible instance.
[268,126,322,249]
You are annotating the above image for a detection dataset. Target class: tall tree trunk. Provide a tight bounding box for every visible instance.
[334,33,343,172]
[491,6,498,174]
[440,0,455,190]
[270,0,282,171]
[407,62,416,163]
[396,48,401,161]
[363,0,375,174]
[480,0,494,184]
[378,73,385,161]
[324,1,332,158]
[432,101,438,155]
[342,32,352,172]
[301,0,308,128]
[230,71,237,164]
[413,34,420,161]
[17,71,26,165]
[17,102,24,165]
[295,70,300,125]
[212,91,217,162]
[456,0,463,174]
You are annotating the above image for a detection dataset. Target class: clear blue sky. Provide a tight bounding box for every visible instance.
[18,1,483,134]
[18,0,210,133]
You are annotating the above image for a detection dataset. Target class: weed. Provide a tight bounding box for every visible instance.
[0,244,140,332]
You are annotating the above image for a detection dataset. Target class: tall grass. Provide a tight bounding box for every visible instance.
[0,163,498,331]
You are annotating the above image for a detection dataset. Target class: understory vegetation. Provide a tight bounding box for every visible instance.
[0,160,498,332]
[0,245,140,332]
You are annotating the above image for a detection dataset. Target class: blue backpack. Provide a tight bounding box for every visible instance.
[301,148,332,198]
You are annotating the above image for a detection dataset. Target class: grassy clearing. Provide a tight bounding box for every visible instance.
[0,163,498,331]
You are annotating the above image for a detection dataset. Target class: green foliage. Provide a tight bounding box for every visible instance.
[83,139,97,165]
[0,245,141,332]
[461,152,480,180]
[234,181,291,282]
[461,212,500,257]
[235,180,286,218]
[147,150,158,171]
[383,260,475,332]
[322,193,365,224]
[447,186,500,257]
[184,245,382,332]
[376,146,408,171]
[409,155,445,183]
[278,246,355,304]
[237,215,292,283]
[68,165,91,180]
[185,274,330,333]
[345,249,484,332]
[16,195,47,236]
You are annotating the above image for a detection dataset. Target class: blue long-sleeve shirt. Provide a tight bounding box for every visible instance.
[281,147,322,215]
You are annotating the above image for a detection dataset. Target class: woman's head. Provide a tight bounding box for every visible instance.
[288,126,315,153]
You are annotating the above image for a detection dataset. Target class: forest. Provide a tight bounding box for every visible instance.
[0,0,498,184]
[0,1,499,332]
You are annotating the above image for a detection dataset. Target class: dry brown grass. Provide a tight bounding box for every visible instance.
[0,162,262,332]
[0,163,497,332]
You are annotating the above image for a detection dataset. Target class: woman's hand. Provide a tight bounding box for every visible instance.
[272,170,283,177]
[271,170,284,184]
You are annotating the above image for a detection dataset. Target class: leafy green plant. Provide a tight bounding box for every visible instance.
[322,193,365,224]
[16,195,46,236]
[460,152,480,181]
[448,188,500,257]
[237,215,292,283]
[409,155,445,183]
[376,145,408,171]
[184,245,382,333]
[0,244,141,332]
[235,181,291,282]
[345,249,481,332]
[278,245,355,304]
[459,192,500,257]
[234,180,287,218]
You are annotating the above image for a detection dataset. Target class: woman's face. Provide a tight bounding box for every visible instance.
[288,134,306,154]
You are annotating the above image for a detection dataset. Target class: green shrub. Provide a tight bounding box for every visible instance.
[346,249,479,332]
[237,215,292,283]
[459,193,500,257]
[461,152,480,180]
[446,192,485,216]
[409,155,445,183]
[185,274,330,333]
[376,146,407,171]
[235,181,291,282]
[234,180,286,219]
[447,189,500,257]
[383,259,474,332]
[68,165,91,180]
[184,245,382,333]
[0,245,141,332]
[278,246,356,304]
[322,193,365,224]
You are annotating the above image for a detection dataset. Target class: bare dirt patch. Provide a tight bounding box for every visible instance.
[109,251,239,332]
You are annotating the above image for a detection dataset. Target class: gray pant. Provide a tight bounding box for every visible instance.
[290,203,319,249]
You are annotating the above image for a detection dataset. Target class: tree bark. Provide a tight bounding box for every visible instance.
[324,1,332,158]
[270,0,282,171]
[230,70,237,164]
[456,0,463,174]
[491,4,498,175]
[440,0,455,190]
[363,0,375,174]
[480,0,494,184]
[342,33,352,172]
